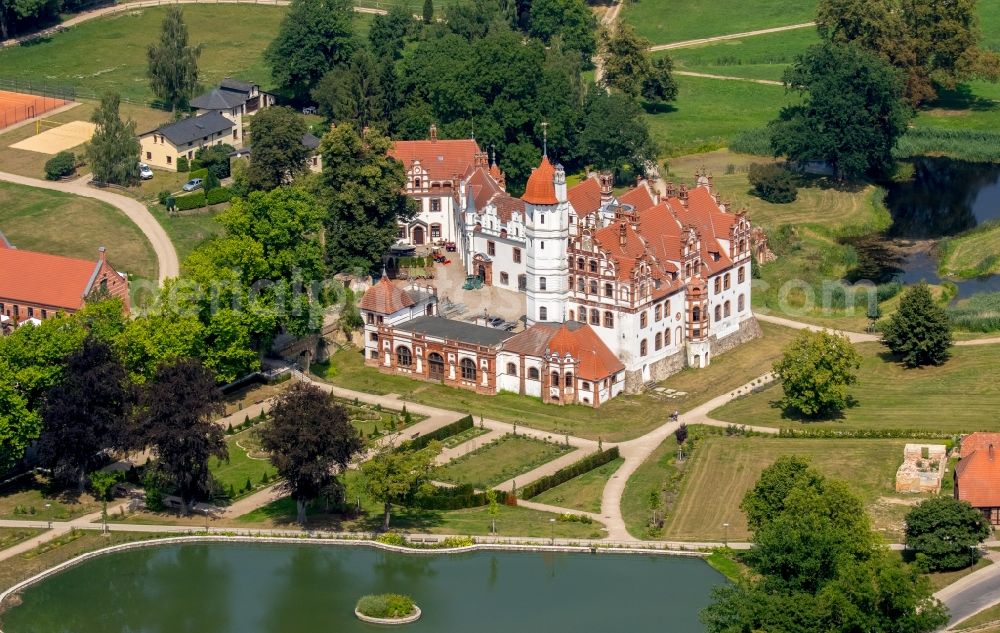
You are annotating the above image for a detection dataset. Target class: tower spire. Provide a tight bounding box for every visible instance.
[541,121,548,157]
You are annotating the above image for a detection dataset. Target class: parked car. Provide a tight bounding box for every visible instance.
[182,178,203,192]
[487,316,505,328]
[139,163,153,180]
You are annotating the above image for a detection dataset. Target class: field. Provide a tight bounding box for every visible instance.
[665,28,819,82]
[622,0,817,45]
[712,342,1000,433]
[432,434,572,489]
[318,321,798,442]
[532,458,624,514]
[939,222,1000,278]
[663,436,919,542]
[0,181,157,280]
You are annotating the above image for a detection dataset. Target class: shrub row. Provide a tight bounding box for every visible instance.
[412,483,512,510]
[207,187,233,205]
[402,414,473,451]
[189,167,209,180]
[518,447,620,499]
[171,187,233,211]
[777,428,954,440]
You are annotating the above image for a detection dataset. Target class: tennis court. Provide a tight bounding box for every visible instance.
[0,89,70,130]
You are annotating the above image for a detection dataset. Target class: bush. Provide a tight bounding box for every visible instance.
[157,189,172,205]
[189,159,204,171]
[206,187,233,205]
[374,532,406,546]
[402,415,473,451]
[44,151,76,180]
[748,163,798,203]
[355,594,415,619]
[177,156,189,172]
[189,167,209,180]
[174,191,207,211]
[519,447,620,499]
[412,484,512,510]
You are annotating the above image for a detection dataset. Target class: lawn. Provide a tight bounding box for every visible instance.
[0,181,158,280]
[209,426,278,501]
[712,342,1000,433]
[433,434,572,489]
[621,430,682,539]
[622,0,817,45]
[532,457,624,514]
[338,397,425,441]
[665,27,819,82]
[939,222,1000,278]
[318,322,798,442]
[663,436,919,542]
[0,527,44,550]
[0,475,101,522]
[925,557,993,592]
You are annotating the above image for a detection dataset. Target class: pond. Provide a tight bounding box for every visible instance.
[0,543,725,633]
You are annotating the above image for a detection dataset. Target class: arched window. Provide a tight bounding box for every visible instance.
[655,333,662,350]
[738,294,745,312]
[641,312,649,328]
[604,311,614,328]
[539,306,548,321]
[506,362,517,376]
[589,280,598,294]
[565,373,574,387]
[396,346,412,367]
[675,326,682,343]
[529,367,540,380]
[589,259,597,273]
[590,308,600,325]
[685,263,692,277]
[665,328,671,345]
[692,306,701,322]
[413,177,421,188]
[621,287,630,301]
[577,257,585,270]
[539,277,547,291]
[738,266,746,283]
[460,358,476,381]
[568,310,575,321]
[551,371,560,386]
[640,339,648,356]
[604,283,613,297]
[655,304,662,321]
[577,277,585,292]
[714,305,722,322]
[724,301,731,317]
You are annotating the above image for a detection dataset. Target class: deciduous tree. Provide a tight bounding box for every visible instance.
[580,89,656,183]
[368,5,412,61]
[361,442,440,530]
[599,24,652,98]
[773,329,862,418]
[312,49,387,132]
[906,496,991,571]
[246,106,310,191]
[146,6,201,111]
[259,382,363,524]
[86,93,141,186]
[641,56,679,104]
[528,0,596,64]
[881,282,953,367]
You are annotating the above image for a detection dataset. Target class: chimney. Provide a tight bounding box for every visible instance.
[98,246,107,263]
[599,171,613,204]
[619,222,627,247]
[991,444,995,460]
[429,124,438,142]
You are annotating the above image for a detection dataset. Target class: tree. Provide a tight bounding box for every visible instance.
[769,42,911,180]
[748,162,798,203]
[259,383,363,524]
[246,106,310,191]
[265,0,355,103]
[881,282,953,367]
[906,496,990,571]
[486,489,500,534]
[599,23,652,98]
[422,0,433,24]
[368,5,412,61]
[312,49,387,132]
[89,470,123,528]
[36,338,132,490]
[641,56,678,104]
[86,93,141,186]
[528,0,596,64]
[195,143,235,179]
[673,423,688,445]
[580,89,657,183]
[0,0,59,40]
[773,329,862,418]
[134,358,226,513]
[741,455,823,531]
[361,442,440,530]
[146,6,201,111]
[319,125,415,272]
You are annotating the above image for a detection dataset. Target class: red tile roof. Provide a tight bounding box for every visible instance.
[522,156,558,205]
[619,183,657,212]
[592,222,647,281]
[389,139,480,182]
[503,321,624,381]
[359,276,415,314]
[0,247,105,310]
[468,167,524,223]
[567,177,602,216]
[957,432,1000,508]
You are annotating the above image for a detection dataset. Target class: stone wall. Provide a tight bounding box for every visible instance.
[624,349,686,394]
[710,316,762,357]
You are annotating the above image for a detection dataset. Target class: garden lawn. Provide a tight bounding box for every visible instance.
[0,181,158,280]
[664,27,819,82]
[622,0,817,45]
[711,342,1000,433]
[210,426,278,501]
[0,475,101,522]
[433,434,572,489]
[532,457,624,514]
[621,431,682,539]
[664,436,917,542]
[0,527,44,550]
[925,557,993,592]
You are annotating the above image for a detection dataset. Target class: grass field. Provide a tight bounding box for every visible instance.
[664,436,918,542]
[318,321,797,442]
[0,527,44,550]
[621,431,681,538]
[0,477,101,522]
[712,342,1000,433]
[532,457,624,514]
[0,181,158,279]
[432,434,572,489]
[622,0,817,45]
[939,222,1000,278]
[665,28,819,82]
[209,426,278,501]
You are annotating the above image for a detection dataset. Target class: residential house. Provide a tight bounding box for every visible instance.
[139,111,238,172]
[190,77,275,137]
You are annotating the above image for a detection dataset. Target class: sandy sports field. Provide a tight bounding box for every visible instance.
[10,120,95,154]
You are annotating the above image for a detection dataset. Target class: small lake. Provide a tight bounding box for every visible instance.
[0,543,725,633]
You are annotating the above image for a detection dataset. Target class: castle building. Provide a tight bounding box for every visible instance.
[370,133,760,405]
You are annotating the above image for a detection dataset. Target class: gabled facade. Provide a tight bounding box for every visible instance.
[190,77,275,133]
[138,111,239,172]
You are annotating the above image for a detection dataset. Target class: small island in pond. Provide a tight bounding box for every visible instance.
[355,594,421,624]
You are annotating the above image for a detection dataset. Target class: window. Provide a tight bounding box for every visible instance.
[582,381,591,390]
[370,350,379,359]
[640,339,648,356]
[692,306,701,322]
[369,332,378,341]
[539,306,548,321]
[714,277,721,293]
[565,373,574,387]
[431,199,441,212]
[568,310,575,321]
[577,278,584,292]
[396,346,413,367]
[366,313,375,325]
[738,266,746,283]
[540,213,545,225]
[590,309,600,325]
[540,241,545,250]
[460,358,477,381]
[664,328,671,345]
[514,248,521,263]
[604,311,614,328]
[714,305,722,322]
[604,283,613,297]
[739,294,746,312]
[518,274,527,290]
[506,362,517,376]
[145,151,151,160]
[655,304,662,321]
[551,371,560,386]
[590,280,598,295]
[724,301,731,317]
[41,309,47,319]
[500,272,509,285]
[579,309,587,323]
[233,129,239,140]
[589,259,597,273]
[655,333,662,350]
[431,224,442,239]
[724,273,731,290]
[27,307,34,318]
[640,312,648,328]
[167,156,172,165]
[539,277,547,291]
[487,241,495,256]
[685,263,691,277]
[428,353,444,379]
[414,177,421,188]
[529,367,540,380]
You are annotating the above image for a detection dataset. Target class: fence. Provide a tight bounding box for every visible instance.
[0,79,75,129]
[0,78,75,102]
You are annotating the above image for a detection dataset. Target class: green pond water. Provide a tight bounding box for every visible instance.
[1,542,724,632]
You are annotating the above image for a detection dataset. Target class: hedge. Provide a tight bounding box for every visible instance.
[402,415,474,451]
[519,447,620,499]
[174,191,207,211]
[777,428,954,440]
[189,167,209,180]
[44,151,76,180]
[206,187,233,205]
[412,483,512,510]
[177,156,189,172]
[189,159,205,171]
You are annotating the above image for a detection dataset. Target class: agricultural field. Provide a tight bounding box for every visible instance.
[622,0,817,45]
[712,342,1000,433]
[0,181,158,280]
[532,458,624,514]
[432,434,572,489]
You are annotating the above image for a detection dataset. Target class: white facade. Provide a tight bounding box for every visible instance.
[525,163,571,325]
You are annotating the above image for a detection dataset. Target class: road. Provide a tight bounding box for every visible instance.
[936,554,1000,629]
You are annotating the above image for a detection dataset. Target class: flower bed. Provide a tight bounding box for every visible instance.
[355,593,420,624]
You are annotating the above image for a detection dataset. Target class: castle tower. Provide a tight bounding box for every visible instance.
[524,156,570,325]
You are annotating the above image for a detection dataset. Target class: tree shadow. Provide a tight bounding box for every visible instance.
[925,85,998,113]
[767,397,858,423]
[642,102,677,115]
[803,173,868,194]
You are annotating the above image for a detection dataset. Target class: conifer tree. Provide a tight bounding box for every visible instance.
[146,6,202,111]
[422,0,433,24]
[86,93,141,186]
[881,282,953,367]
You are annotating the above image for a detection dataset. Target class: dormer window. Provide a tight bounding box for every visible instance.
[414,177,421,188]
